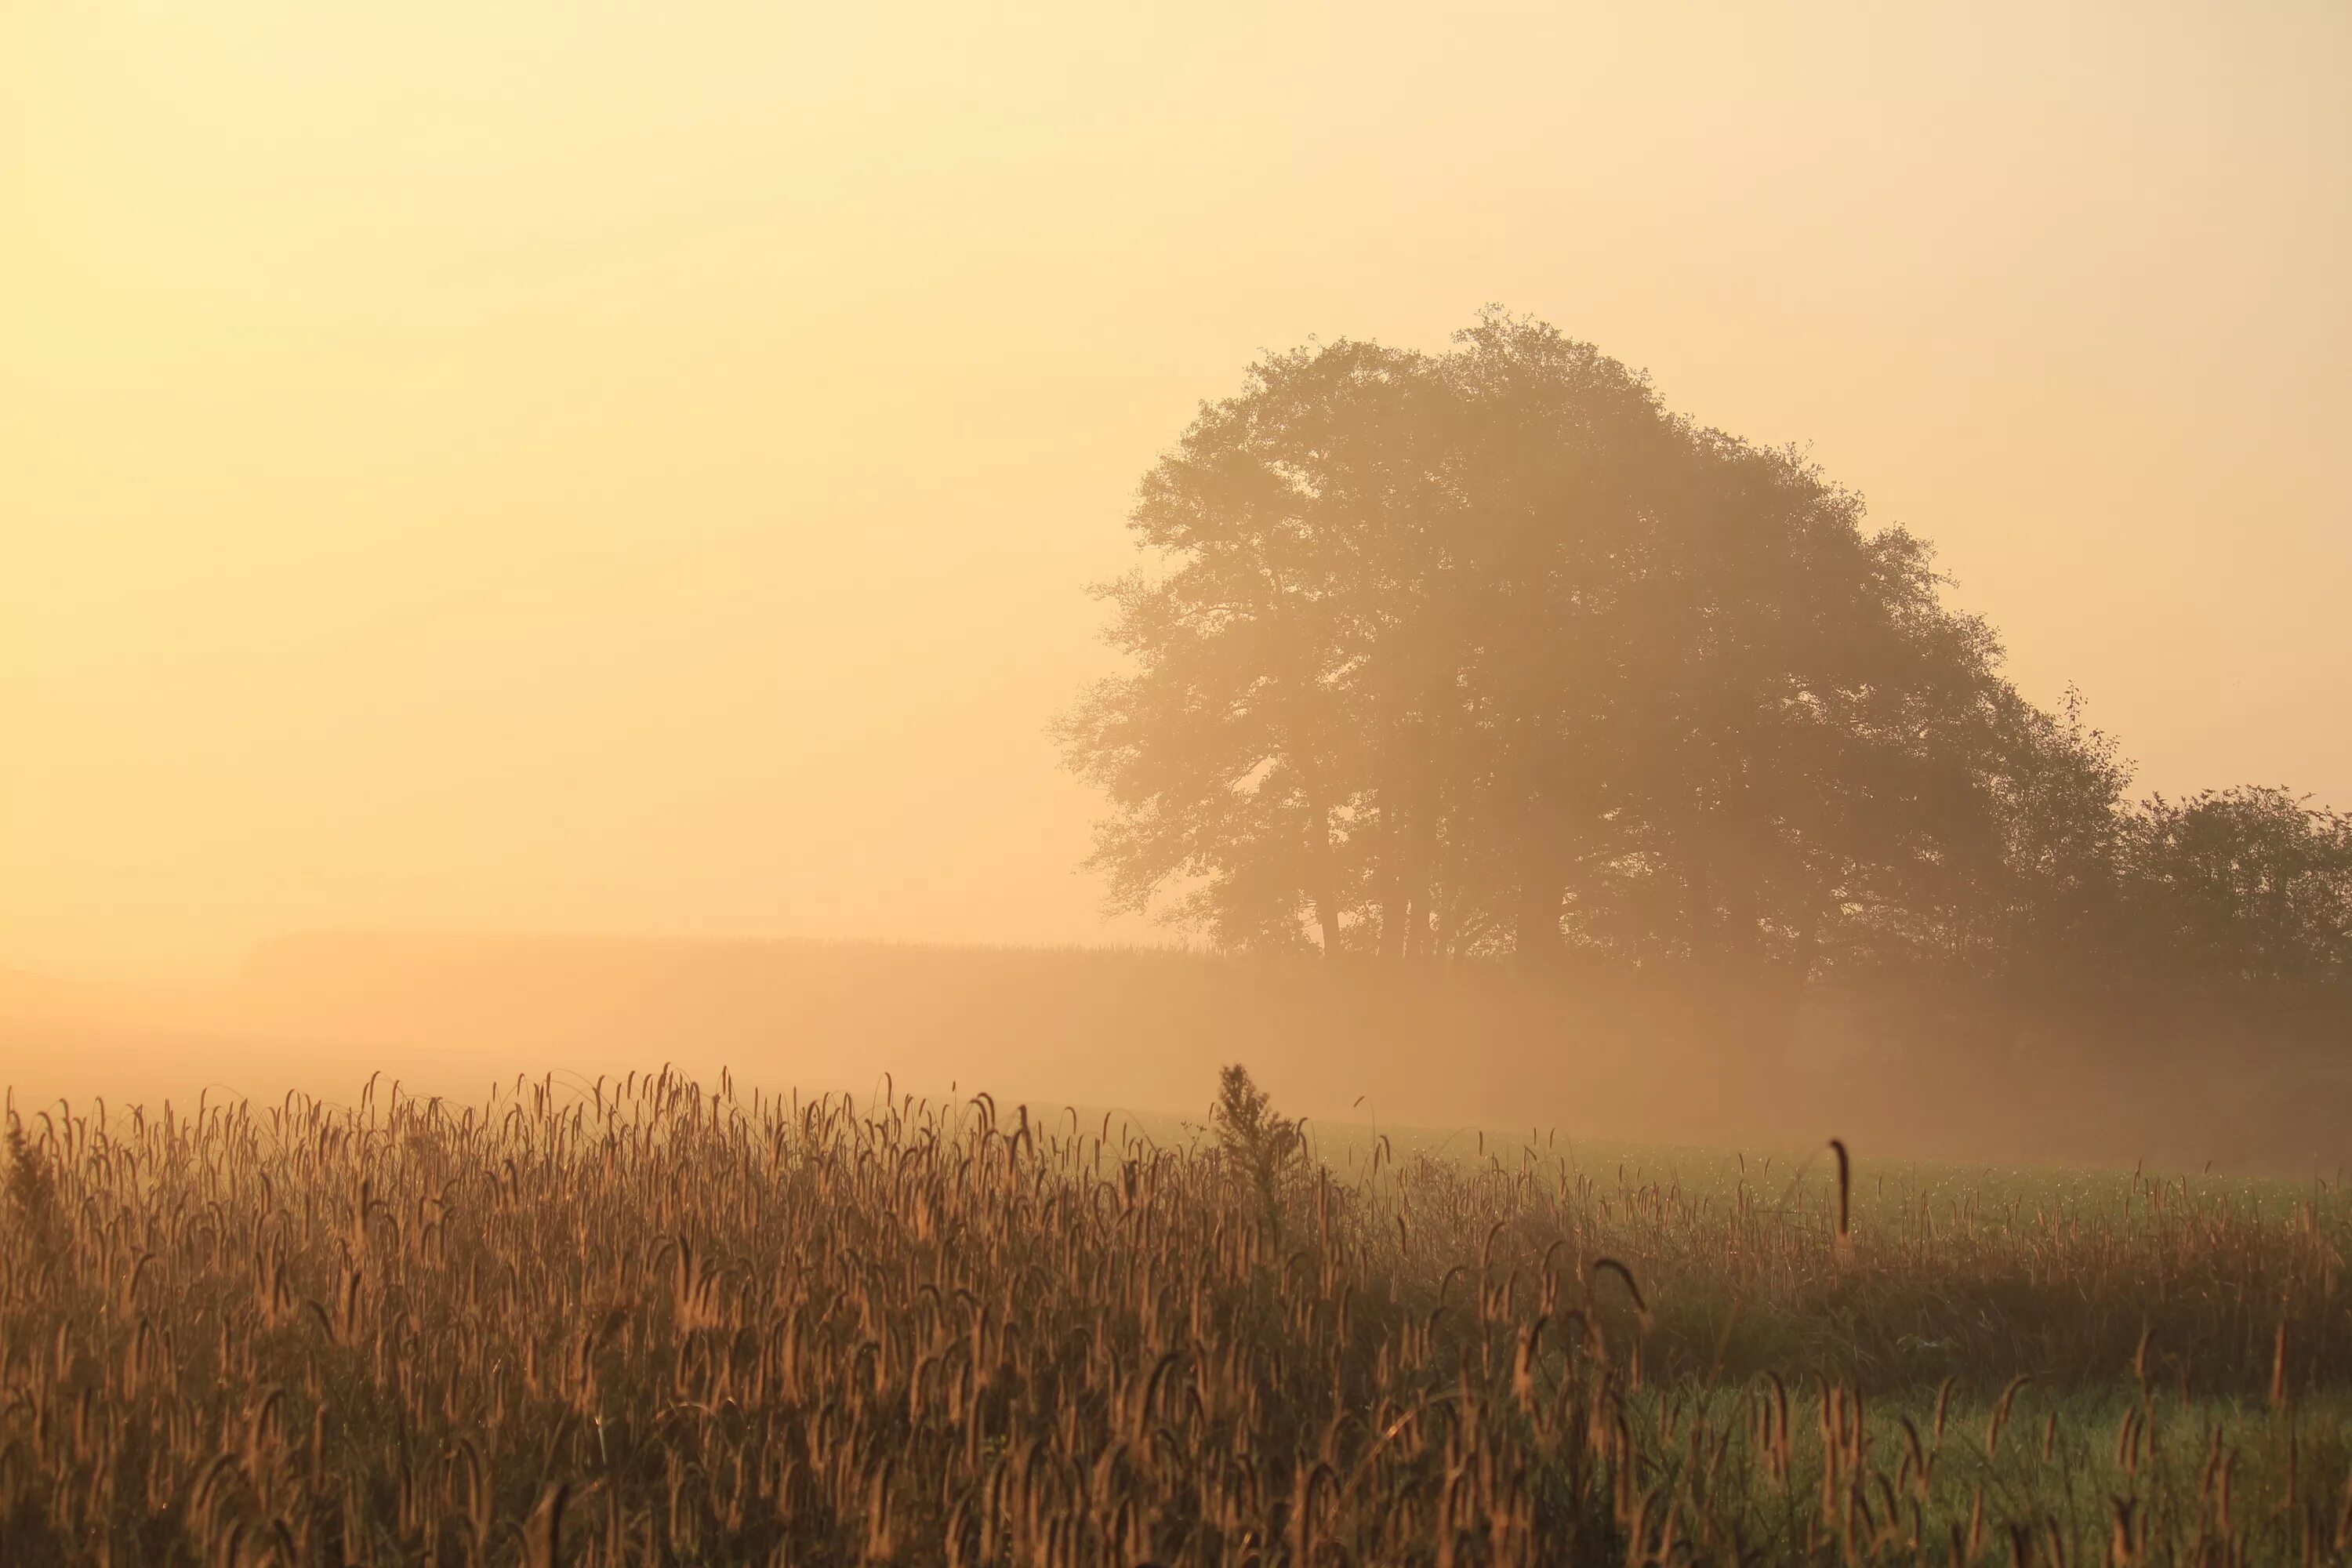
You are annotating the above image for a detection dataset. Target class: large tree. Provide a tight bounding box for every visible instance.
[1054,337,1441,953]
[1059,311,2033,968]
[1059,310,2352,1033]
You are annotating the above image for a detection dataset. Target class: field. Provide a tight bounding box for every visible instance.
[3,1069,2350,1566]
[13,935,2351,1181]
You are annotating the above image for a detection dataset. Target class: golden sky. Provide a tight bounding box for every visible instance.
[4,1,2347,981]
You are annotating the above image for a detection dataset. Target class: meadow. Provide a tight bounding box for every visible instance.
[2,1067,2348,1566]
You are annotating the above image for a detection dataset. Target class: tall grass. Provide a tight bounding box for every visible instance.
[2,1069,2347,1564]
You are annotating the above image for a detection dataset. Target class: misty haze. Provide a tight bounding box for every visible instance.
[5,5,2350,1566]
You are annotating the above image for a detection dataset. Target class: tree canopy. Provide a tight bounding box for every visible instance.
[1058,311,2350,1042]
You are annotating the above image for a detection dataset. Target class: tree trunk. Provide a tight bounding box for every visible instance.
[1314,898,1343,958]
[1402,811,1438,964]
[1376,796,1409,963]
[1300,778,1344,959]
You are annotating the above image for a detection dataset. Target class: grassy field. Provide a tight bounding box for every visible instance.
[3,1069,2348,1566]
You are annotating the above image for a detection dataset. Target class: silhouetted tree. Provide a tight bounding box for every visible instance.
[1951,685,2136,992]
[2122,787,2352,992]
[1062,311,2016,975]
[1062,309,2352,1061]
[1054,336,1450,954]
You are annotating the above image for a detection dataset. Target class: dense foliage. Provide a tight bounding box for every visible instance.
[1058,314,2352,1045]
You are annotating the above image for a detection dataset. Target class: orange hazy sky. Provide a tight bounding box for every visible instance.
[4,2,2347,982]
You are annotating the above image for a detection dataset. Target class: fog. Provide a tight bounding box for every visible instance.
[2,934,2343,1180]
[4,5,2349,1170]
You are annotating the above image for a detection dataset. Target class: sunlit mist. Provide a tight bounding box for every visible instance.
[5,2,2345,983]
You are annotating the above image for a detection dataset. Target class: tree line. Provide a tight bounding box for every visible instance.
[1058,312,2351,1046]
